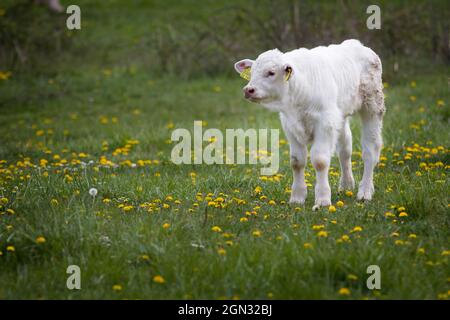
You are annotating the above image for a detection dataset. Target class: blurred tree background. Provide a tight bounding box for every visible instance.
[0,0,448,81]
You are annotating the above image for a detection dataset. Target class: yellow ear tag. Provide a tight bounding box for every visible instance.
[240,67,251,81]
[284,68,292,81]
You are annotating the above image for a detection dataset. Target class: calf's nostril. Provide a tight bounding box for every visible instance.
[244,87,256,98]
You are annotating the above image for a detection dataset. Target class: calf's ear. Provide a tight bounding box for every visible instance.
[234,59,254,74]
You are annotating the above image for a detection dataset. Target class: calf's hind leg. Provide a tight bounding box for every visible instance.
[337,118,355,192]
[358,110,383,201]
[358,54,385,201]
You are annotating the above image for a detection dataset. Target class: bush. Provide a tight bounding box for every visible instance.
[144,0,449,77]
[0,0,70,71]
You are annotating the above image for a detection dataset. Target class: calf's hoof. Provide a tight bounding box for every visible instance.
[289,194,306,205]
[338,176,355,192]
[312,198,331,211]
[357,183,374,201]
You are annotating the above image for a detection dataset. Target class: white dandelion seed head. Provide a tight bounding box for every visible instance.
[89,188,98,197]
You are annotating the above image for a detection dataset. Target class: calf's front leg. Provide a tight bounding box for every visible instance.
[310,127,335,210]
[289,142,308,204]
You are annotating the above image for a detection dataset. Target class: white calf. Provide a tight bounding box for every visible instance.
[234,39,385,209]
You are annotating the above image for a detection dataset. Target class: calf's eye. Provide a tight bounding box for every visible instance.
[266,71,275,77]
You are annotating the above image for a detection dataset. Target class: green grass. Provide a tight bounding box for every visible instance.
[0,1,449,300]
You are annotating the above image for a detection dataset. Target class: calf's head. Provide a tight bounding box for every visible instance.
[234,49,292,105]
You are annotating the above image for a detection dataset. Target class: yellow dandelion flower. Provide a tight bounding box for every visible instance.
[437,293,448,300]
[398,212,408,217]
[338,287,351,296]
[0,197,8,204]
[153,275,165,284]
[252,230,262,237]
[166,122,174,129]
[317,230,328,238]
[303,242,313,249]
[215,197,224,203]
[345,190,353,197]
[211,226,222,233]
[240,217,248,223]
[217,248,227,256]
[122,205,134,211]
[351,226,363,233]
[50,199,59,206]
[6,245,15,252]
[408,234,417,239]
[35,236,46,244]
[336,201,344,207]
[384,212,395,218]
[0,71,12,80]
[112,284,123,291]
[417,248,425,254]
[328,205,337,212]
[162,223,170,229]
[441,250,450,256]
[347,274,358,281]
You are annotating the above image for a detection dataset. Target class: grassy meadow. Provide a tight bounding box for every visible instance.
[0,1,449,299]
